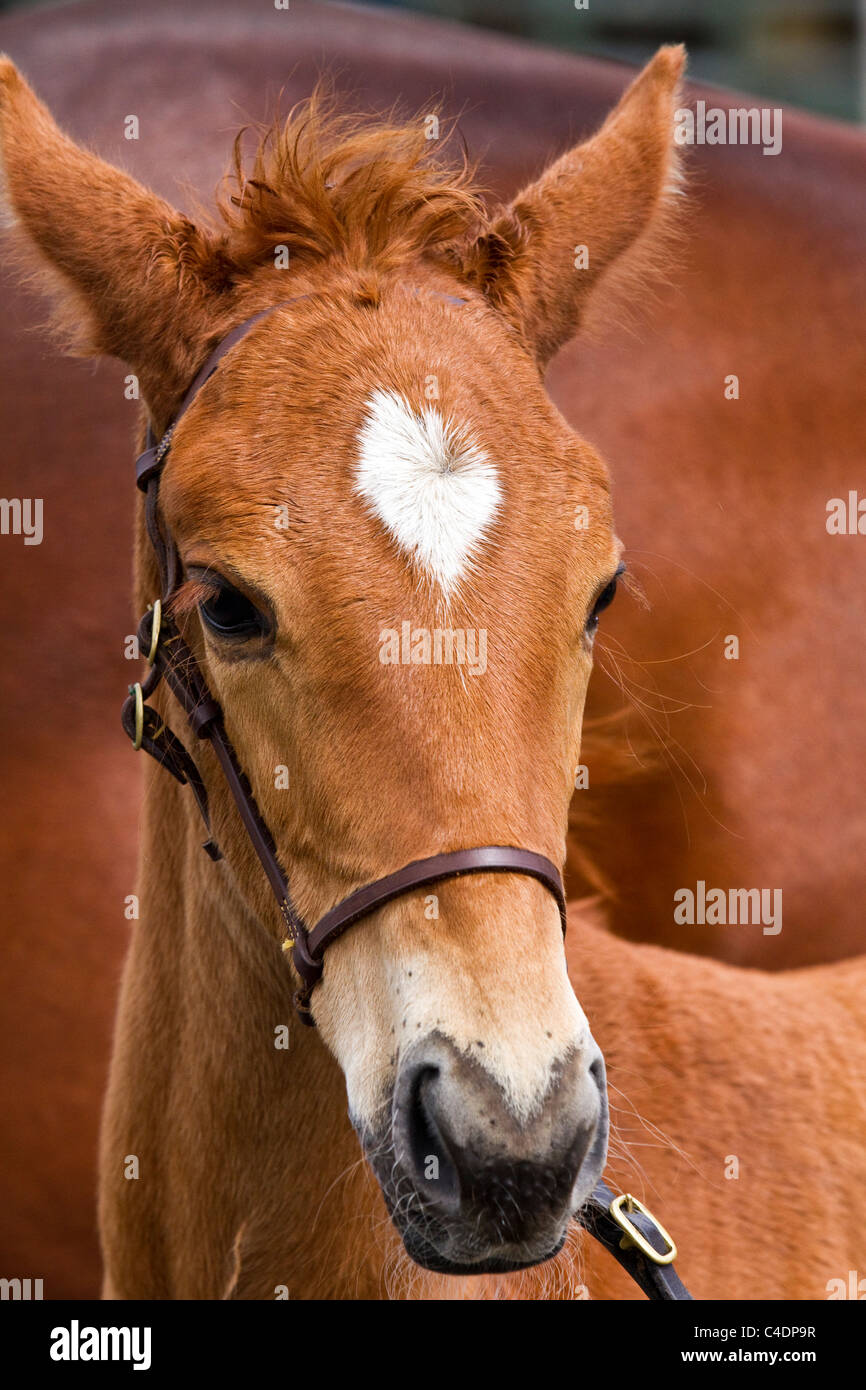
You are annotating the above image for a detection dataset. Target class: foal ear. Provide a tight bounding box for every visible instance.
[468,45,686,365]
[0,57,225,403]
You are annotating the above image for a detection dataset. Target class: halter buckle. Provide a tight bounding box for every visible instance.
[609,1192,678,1266]
[146,599,162,664]
[128,683,145,752]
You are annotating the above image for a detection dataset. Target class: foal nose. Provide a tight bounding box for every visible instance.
[393,1033,607,1249]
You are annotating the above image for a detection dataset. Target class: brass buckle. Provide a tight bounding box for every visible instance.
[129,682,144,751]
[609,1192,678,1266]
[146,598,162,664]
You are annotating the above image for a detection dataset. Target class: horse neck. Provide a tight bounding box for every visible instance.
[109,748,384,1296]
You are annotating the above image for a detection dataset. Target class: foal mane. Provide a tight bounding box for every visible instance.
[212,86,489,280]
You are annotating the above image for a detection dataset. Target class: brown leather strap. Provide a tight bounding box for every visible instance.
[134,602,303,928]
[576,1180,693,1301]
[120,660,217,849]
[136,303,307,491]
[292,847,567,999]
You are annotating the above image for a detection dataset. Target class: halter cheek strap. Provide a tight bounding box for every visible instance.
[120,296,692,1301]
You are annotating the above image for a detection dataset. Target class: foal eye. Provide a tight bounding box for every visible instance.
[585,565,625,639]
[199,583,269,639]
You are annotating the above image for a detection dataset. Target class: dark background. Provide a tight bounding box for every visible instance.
[367,0,864,119]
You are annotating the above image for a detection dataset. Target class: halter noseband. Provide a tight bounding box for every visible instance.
[122,295,567,1024]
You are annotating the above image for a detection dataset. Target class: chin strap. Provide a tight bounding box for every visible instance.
[576,1180,693,1300]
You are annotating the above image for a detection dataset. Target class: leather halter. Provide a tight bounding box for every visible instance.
[123,295,568,1024]
[120,294,692,1300]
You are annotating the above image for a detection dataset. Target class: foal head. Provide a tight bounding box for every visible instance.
[0,47,684,1274]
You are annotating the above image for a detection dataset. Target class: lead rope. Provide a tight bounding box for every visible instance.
[120,299,693,1299]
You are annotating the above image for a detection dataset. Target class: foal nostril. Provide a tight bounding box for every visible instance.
[398,1065,461,1209]
[392,1036,605,1240]
[589,1051,606,1092]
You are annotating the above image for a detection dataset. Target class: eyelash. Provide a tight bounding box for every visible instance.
[586,564,625,637]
